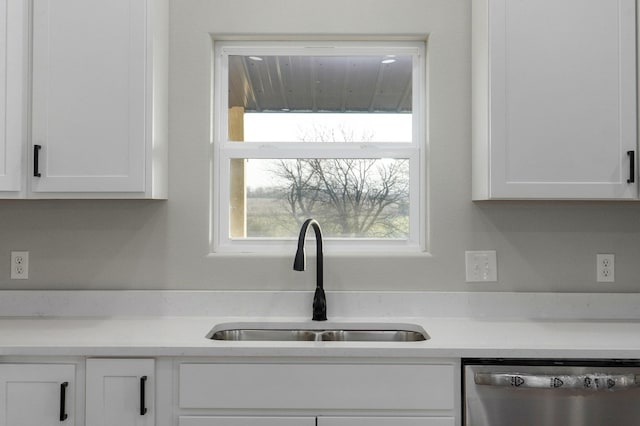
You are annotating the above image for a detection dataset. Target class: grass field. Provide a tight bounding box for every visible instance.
[245,194,409,239]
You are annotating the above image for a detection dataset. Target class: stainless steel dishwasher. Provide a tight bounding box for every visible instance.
[464,359,640,426]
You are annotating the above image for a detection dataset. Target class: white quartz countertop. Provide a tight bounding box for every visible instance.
[1,316,640,358]
[0,291,638,358]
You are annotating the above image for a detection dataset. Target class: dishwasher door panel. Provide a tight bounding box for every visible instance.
[464,363,640,426]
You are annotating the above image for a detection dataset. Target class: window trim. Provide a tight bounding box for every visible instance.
[210,40,427,254]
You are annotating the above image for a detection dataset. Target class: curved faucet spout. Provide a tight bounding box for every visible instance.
[293,218,327,321]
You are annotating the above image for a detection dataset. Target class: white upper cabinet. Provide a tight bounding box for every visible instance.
[0,0,25,195]
[473,0,637,199]
[29,0,167,198]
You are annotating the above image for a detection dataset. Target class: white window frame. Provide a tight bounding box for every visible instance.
[211,40,427,254]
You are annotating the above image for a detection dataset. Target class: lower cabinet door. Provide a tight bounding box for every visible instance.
[317,417,455,426]
[86,359,154,426]
[179,417,316,426]
[0,364,76,426]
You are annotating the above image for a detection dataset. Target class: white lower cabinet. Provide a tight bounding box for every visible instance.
[86,358,155,426]
[178,361,458,426]
[0,358,460,426]
[0,364,75,426]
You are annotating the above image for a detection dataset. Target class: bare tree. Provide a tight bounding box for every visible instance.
[270,125,410,238]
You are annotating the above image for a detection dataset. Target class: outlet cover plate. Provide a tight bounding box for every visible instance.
[596,253,615,283]
[465,250,497,282]
[10,251,29,280]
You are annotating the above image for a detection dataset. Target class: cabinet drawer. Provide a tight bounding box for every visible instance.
[179,417,454,426]
[179,363,454,410]
[317,417,455,426]
[179,416,315,426]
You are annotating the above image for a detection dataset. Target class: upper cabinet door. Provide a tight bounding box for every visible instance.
[473,0,637,199]
[0,0,25,193]
[31,0,147,194]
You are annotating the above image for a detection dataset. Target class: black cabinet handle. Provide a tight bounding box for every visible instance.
[33,145,42,177]
[628,151,635,183]
[140,376,148,415]
[59,382,68,421]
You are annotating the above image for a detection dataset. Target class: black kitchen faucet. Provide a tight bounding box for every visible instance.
[293,218,327,321]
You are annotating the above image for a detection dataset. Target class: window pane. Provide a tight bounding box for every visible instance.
[216,41,425,252]
[244,113,412,143]
[228,54,413,142]
[233,158,410,239]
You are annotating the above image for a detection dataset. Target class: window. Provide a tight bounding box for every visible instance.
[212,40,426,253]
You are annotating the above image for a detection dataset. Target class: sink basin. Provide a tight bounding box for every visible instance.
[206,322,429,342]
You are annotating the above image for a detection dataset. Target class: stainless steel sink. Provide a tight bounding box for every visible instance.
[207,322,429,342]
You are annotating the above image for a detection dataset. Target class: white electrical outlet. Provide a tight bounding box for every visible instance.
[10,251,29,280]
[465,250,497,282]
[596,254,614,283]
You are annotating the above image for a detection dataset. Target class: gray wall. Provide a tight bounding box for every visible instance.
[2,0,640,292]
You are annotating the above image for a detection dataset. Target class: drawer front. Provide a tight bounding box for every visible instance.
[180,417,454,426]
[317,417,455,426]
[179,363,454,410]
[179,417,315,426]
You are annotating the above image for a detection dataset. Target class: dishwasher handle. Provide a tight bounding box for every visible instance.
[475,372,640,391]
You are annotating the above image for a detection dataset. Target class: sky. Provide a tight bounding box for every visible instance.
[243,113,412,188]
